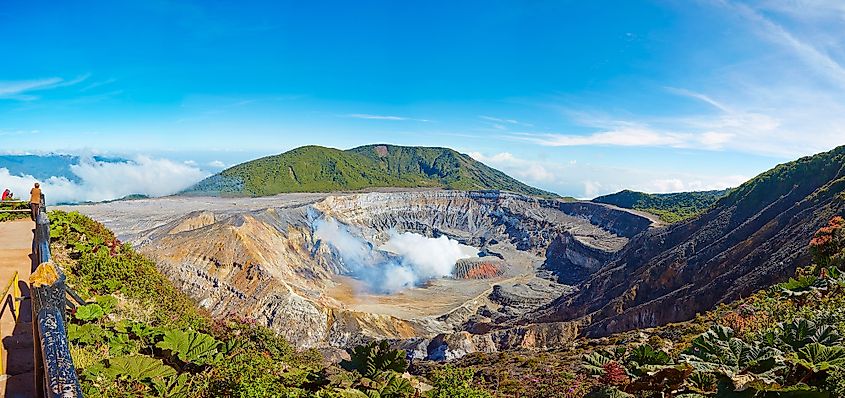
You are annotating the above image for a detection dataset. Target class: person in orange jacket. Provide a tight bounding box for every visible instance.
[29,183,42,221]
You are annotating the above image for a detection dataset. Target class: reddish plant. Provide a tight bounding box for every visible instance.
[810,216,845,267]
[601,361,629,386]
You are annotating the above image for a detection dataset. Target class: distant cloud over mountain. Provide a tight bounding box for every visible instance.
[468,150,748,199]
[0,154,208,204]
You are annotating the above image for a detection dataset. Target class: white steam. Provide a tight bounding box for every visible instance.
[380,233,477,280]
[0,156,208,204]
[313,218,477,293]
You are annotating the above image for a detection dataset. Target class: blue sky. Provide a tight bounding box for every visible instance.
[1,0,844,198]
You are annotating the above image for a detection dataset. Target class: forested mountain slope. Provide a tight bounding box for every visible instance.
[183,144,558,197]
[593,189,729,223]
[535,145,845,337]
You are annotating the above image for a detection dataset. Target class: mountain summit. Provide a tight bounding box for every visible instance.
[182,144,557,197]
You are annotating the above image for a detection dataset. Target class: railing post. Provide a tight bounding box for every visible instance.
[29,200,83,397]
[34,198,50,265]
[31,263,81,398]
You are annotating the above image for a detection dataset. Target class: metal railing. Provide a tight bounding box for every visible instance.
[0,200,30,214]
[30,198,83,397]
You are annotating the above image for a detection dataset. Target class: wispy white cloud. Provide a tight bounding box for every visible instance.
[715,0,845,89]
[583,175,747,198]
[664,87,731,112]
[344,113,431,122]
[0,78,62,97]
[478,115,534,128]
[519,82,843,157]
[511,120,734,151]
[0,74,90,100]
[469,151,557,183]
[754,0,845,19]
[79,77,117,92]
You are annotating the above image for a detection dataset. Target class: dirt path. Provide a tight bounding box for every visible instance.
[0,219,35,397]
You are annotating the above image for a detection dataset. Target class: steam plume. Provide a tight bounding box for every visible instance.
[313,217,476,293]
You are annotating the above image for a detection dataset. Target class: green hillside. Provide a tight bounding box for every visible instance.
[593,189,730,223]
[183,144,558,197]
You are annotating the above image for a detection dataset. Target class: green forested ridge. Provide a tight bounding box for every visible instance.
[720,145,845,217]
[592,189,730,223]
[183,144,559,198]
[594,146,845,224]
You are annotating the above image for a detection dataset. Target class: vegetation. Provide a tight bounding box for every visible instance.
[720,146,845,221]
[183,144,559,198]
[0,199,28,222]
[592,189,729,223]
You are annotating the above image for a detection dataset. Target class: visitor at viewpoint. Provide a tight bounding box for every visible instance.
[29,183,41,221]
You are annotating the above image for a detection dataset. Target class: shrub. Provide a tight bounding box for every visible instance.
[427,366,491,398]
[342,341,407,379]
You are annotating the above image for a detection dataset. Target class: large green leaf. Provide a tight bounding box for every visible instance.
[680,325,785,389]
[583,351,614,376]
[152,373,191,398]
[377,373,414,398]
[777,276,819,297]
[357,372,414,398]
[75,303,105,321]
[626,344,671,377]
[108,332,137,356]
[342,341,407,379]
[777,319,842,352]
[68,323,109,345]
[628,344,671,366]
[321,389,371,398]
[156,329,222,366]
[812,325,842,347]
[95,295,118,314]
[793,343,845,373]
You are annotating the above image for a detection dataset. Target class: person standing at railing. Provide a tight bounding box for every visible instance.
[1,189,9,200]
[30,182,42,221]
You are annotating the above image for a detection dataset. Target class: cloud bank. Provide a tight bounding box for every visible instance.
[0,156,208,204]
[469,151,747,199]
[313,218,475,293]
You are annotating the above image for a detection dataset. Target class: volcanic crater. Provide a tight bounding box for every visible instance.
[64,190,657,357]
